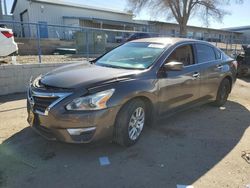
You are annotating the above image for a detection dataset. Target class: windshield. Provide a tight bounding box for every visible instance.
[95,42,166,70]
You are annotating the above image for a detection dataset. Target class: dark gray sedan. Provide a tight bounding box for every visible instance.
[27,38,237,146]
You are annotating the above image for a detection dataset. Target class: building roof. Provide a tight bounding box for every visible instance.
[11,0,133,15]
[63,16,147,26]
[137,20,243,34]
[223,26,250,31]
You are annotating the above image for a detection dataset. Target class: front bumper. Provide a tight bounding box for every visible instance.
[27,94,120,144]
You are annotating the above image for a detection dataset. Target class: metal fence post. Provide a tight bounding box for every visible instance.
[226,40,228,54]
[86,30,89,60]
[234,40,236,53]
[36,23,42,63]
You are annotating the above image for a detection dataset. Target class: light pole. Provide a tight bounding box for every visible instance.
[0,0,3,19]
[3,0,7,15]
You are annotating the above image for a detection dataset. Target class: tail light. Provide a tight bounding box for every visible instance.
[1,31,13,38]
[232,60,238,70]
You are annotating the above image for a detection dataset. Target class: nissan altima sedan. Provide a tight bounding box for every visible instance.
[27,38,237,146]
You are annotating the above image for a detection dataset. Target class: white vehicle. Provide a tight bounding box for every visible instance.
[0,27,18,57]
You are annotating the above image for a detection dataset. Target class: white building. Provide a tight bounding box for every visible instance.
[11,0,147,38]
[9,0,244,43]
[225,26,250,42]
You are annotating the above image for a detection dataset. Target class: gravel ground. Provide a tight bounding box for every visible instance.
[0,78,249,188]
[0,55,90,65]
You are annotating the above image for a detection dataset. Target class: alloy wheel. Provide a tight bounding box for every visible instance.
[128,107,145,141]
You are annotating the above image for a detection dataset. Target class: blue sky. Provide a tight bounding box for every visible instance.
[4,0,250,29]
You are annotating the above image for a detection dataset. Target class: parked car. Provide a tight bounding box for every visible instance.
[236,45,250,77]
[125,32,159,42]
[27,38,237,146]
[0,27,18,57]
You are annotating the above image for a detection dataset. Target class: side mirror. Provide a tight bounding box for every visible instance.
[164,61,184,71]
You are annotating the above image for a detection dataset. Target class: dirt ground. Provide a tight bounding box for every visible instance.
[0,78,249,188]
[0,55,90,65]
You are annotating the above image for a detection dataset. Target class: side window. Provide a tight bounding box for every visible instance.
[196,44,216,63]
[167,45,194,66]
[214,48,222,59]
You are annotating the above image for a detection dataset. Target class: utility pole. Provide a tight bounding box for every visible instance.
[0,0,3,19]
[3,0,7,15]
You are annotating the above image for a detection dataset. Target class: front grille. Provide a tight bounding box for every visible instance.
[33,96,59,113]
[28,85,72,115]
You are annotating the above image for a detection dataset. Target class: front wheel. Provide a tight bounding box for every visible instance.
[113,99,146,147]
[213,78,231,107]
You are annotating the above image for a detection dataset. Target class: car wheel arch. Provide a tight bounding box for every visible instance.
[116,95,155,126]
[223,75,233,93]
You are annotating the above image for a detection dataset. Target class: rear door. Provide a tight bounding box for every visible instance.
[195,44,222,99]
[158,44,201,115]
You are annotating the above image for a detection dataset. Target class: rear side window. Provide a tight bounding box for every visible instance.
[196,44,216,63]
[214,48,222,59]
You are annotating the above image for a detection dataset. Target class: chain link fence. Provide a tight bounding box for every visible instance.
[1,20,249,64]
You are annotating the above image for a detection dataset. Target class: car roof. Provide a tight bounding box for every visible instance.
[130,37,200,47]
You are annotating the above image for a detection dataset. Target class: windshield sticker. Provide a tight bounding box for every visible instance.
[148,43,165,49]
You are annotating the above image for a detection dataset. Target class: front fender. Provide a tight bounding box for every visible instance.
[88,78,159,113]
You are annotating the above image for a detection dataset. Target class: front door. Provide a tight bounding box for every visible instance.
[38,21,49,38]
[158,44,201,115]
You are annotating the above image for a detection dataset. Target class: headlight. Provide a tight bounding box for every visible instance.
[66,89,115,111]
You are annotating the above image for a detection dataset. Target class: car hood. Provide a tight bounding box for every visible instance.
[40,62,141,89]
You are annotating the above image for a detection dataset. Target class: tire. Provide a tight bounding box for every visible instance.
[113,99,146,147]
[213,78,231,107]
[237,67,248,78]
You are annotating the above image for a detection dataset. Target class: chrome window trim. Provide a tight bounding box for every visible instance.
[160,40,223,69]
[28,88,72,116]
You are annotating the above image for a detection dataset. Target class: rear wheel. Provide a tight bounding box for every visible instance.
[213,78,231,107]
[113,99,146,147]
[237,66,249,78]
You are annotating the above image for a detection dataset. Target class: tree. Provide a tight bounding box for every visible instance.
[127,0,243,36]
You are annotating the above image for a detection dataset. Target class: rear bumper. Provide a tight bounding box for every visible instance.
[27,99,120,143]
[0,42,18,57]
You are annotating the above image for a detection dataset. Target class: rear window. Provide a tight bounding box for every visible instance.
[214,48,222,59]
[196,44,216,63]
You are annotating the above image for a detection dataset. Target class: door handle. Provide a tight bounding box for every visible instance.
[192,72,200,78]
[217,64,223,69]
